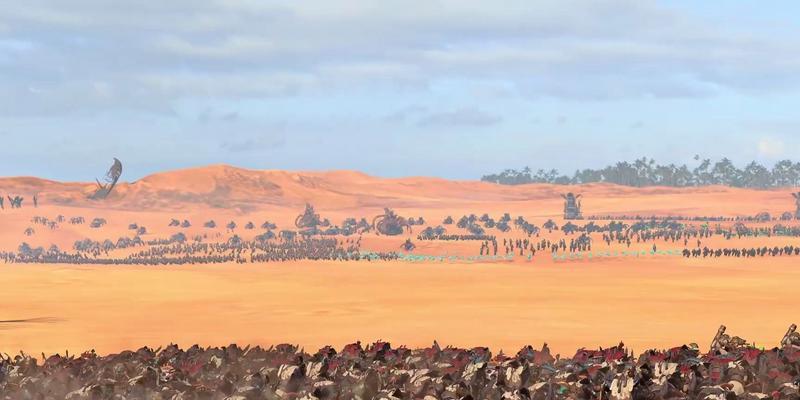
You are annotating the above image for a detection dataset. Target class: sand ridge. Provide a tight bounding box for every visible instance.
[1,165,796,216]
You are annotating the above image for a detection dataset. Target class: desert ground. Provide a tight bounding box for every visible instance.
[1,258,798,357]
[1,165,798,356]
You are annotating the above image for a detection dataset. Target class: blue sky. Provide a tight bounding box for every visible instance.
[2,0,800,181]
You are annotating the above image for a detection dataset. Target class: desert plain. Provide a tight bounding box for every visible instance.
[1,165,798,356]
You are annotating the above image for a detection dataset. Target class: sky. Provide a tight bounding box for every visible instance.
[2,0,800,182]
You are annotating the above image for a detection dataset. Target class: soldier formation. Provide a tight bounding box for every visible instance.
[0,233,402,265]
[682,246,800,259]
[1,326,799,399]
[1,195,24,209]
[3,193,800,264]
[0,194,42,209]
[5,205,800,264]
[589,193,800,224]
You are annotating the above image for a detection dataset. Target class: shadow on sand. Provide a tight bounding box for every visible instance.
[0,317,63,330]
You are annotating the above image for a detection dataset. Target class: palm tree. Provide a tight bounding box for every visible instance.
[711,158,740,186]
[740,161,771,189]
[771,160,795,187]
[692,159,713,186]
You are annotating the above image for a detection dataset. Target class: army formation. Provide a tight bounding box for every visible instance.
[3,194,800,264]
[0,234,399,265]
[682,246,800,259]
[589,214,797,223]
[0,325,798,399]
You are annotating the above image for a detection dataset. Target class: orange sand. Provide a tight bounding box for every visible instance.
[1,257,796,357]
[0,165,798,356]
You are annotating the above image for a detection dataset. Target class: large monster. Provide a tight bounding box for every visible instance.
[372,208,411,236]
[89,158,123,200]
[295,203,330,230]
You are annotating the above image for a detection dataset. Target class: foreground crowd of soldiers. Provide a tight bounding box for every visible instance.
[1,325,799,399]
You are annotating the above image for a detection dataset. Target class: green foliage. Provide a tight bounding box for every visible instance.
[481,157,800,189]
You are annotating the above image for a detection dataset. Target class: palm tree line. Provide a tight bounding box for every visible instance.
[481,157,800,188]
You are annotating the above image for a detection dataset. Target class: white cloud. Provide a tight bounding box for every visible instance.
[155,35,279,58]
[3,0,800,184]
[417,107,502,127]
[757,137,786,158]
[1,0,800,117]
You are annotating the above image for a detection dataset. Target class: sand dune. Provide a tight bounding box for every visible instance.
[0,165,796,218]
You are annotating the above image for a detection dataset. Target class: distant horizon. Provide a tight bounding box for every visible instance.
[4,157,800,189]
